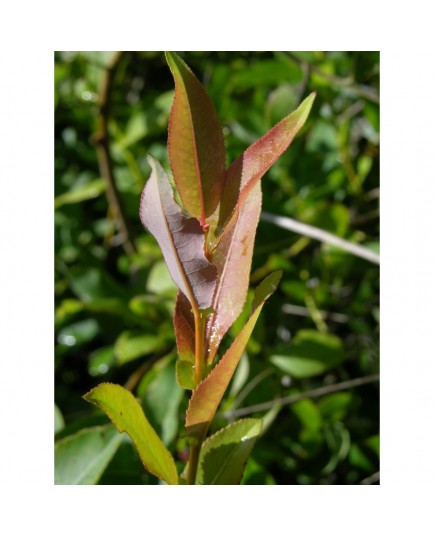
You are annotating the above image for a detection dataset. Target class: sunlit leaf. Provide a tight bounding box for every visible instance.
[55,404,65,434]
[186,271,282,443]
[83,383,178,484]
[205,183,262,362]
[176,359,196,390]
[166,52,226,225]
[55,425,122,484]
[196,419,262,484]
[140,156,217,312]
[215,93,315,233]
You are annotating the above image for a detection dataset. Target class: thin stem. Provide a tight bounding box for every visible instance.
[261,212,380,265]
[95,51,137,256]
[187,442,202,485]
[193,309,206,385]
[187,308,207,484]
[221,374,379,419]
[286,52,379,104]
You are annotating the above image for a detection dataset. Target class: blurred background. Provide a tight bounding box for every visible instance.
[55,51,379,485]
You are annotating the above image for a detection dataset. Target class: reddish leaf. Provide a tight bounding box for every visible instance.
[186,271,282,443]
[205,182,262,362]
[173,291,195,363]
[140,156,217,312]
[216,92,316,234]
[166,52,226,226]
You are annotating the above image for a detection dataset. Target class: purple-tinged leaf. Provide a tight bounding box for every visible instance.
[205,182,262,362]
[174,290,196,390]
[140,156,217,312]
[186,271,282,443]
[173,291,195,363]
[215,92,316,235]
[166,52,226,226]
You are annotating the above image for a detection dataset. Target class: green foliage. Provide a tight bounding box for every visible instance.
[196,419,263,484]
[55,51,379,485]
[55,425,122,484]
[83,383,178,484]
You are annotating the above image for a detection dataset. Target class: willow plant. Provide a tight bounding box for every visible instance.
[84,52,315,485]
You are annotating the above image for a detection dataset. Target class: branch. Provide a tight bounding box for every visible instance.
[360,471,380,485]
[94,51,137,256]
[221,374,379,419]
[287,52,379,104]
[261,212,380,265]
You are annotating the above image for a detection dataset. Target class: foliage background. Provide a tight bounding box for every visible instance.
[55,51,379,485]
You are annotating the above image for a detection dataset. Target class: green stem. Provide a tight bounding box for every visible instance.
[187,442,202,485]
[193,310,206,385]
[187,309,207,484]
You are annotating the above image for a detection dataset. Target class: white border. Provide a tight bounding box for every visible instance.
[1,1,434,534]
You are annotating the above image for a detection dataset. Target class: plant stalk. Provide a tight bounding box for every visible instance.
[193,310,206,385]
[187,309,207,484]
[187,442,202,485]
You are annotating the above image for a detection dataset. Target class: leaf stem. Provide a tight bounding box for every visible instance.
[193,309,206,385]
[187,309,207,484]
[187,442,202,485]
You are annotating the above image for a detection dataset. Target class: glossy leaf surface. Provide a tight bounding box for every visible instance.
[55,424,122,484]
[83,383,178,485]
[206,182,262,362]
[186,271,282,443]
[196,418,262,484]
[140,155,216,311]
[166,52,226,224]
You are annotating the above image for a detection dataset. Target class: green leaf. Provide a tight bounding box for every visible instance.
[140,156,217,311]
[292,399,322,432]
[54,404,65,434]
[231,58,303,91]
[176,359,196,390]
[55,425,122,484]
[165,52,226,224]
[270,330,345,378]
[147,260,178,297]
[83,383,178,484]
[114,331,167,365]
[138,355,184,445]
[186,271,282,443]
[196,419,262,485]
[318,392,353,422]
[57,318,99,347]
[55,178,105,208]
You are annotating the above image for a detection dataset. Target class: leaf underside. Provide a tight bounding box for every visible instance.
[186,271,282,443]
[140,156,216,312]
[83,383,179,485]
